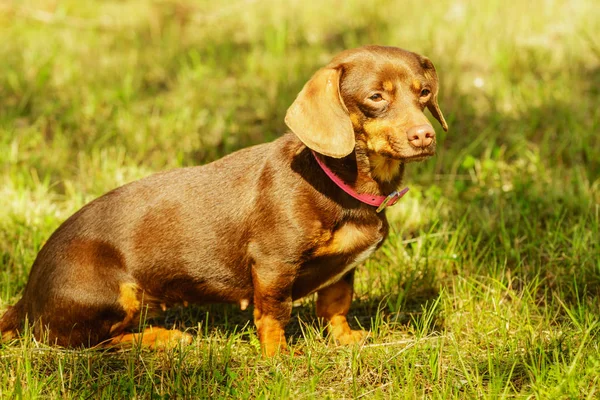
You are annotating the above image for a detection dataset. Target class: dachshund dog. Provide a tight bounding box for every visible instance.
[0,45,447,356]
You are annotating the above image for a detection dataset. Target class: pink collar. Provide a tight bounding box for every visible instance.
[312,150,409,213]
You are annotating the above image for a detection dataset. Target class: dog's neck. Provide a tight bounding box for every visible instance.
[319,144,405,197]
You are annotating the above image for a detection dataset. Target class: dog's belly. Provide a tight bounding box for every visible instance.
[134,271,254,307]
[130,254,255,308]
[131,241,379,307]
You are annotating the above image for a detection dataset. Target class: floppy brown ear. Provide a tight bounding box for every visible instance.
[419,56,448,132]
[427,93,448,132]
[285,66,355,158]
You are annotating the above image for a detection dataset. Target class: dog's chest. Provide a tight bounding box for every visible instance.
[294,219,387,297]
[312,221,385,258]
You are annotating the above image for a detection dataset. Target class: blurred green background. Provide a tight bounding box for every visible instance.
[0,0,599,398]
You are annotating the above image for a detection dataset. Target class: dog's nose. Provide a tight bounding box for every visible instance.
[407,124,435,148]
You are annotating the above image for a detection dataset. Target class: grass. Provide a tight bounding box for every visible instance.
[1,0,599,398]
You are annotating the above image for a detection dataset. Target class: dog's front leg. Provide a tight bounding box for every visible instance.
[251,266,294,357]
[316,270,367,345]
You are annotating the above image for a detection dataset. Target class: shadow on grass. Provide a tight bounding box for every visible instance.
[145,278,442,349]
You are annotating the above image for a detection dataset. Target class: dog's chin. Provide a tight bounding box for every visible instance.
[400,152,436,163]
[373,150,435,163]
[385,148,436,163]
[387,140,436,163]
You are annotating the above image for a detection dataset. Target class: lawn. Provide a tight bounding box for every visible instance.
[1,0,599,398]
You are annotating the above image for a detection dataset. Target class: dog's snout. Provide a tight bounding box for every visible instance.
[407,124,435,148]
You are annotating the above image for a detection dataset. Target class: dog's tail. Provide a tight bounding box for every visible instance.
[0,298,25,341]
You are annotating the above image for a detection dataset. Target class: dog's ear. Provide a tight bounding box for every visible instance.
[427,90,448,132]
[420,57,448,132]
[285,66,355,158]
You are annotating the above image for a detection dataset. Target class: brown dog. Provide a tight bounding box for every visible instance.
[0,45,447,356]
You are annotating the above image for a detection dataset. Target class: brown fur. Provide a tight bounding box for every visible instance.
[0,45,447,356]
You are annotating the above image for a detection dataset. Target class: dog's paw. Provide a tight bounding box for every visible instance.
[335,329,369,345]
[261,340,289,357]
[150,329,193,350]
[106,327,193,350]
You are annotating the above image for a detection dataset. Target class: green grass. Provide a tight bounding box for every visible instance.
[1,0,599,398]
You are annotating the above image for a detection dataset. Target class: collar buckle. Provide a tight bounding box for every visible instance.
[375,187,409,213]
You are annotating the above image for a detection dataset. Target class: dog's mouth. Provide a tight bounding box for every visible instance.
[371,149,435,163]
[385,146,436,162]
[401,151,436,163]
[384,135,436,162]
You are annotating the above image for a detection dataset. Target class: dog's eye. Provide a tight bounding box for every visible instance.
[369,93,383,102]
[420,89,431,97]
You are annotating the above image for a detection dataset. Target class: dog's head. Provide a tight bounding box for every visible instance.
[285,45,447,178]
